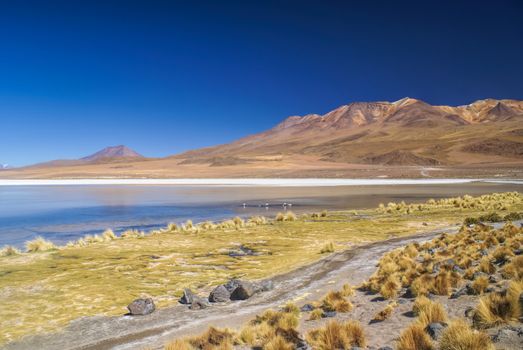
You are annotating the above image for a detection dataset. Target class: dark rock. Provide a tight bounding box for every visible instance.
[515,248,523,255]
[425,322,447,340]
[428,248,436,255]
[450,287,468,299]
[491,325,523,344]
[464,307,475,319]
[480,249,489,256]
[397,298,408,304]
[189,296,209,310]
[453,265,465,274]
[378,347,394,350]
[224,279,242,292]
[257,279,274,292]
[485,287,495,293]
[127,298,155,315]
[300,303,315,312]
[489,275,498,283]
[179,288,194,304]
[350,347,364,350]
[323,311,337,318]
[209,285,230,302]
[230,280,256,300]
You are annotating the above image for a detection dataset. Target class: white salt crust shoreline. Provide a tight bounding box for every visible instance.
[0,178,522,186]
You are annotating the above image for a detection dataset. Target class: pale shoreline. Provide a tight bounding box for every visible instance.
[1,178,522,186]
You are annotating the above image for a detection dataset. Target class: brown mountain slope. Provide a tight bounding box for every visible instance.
[1,98,522,179]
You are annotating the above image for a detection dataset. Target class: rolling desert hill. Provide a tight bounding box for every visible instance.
[2,98,523,179]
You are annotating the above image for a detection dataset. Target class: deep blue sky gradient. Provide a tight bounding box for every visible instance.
[1,0,522,166]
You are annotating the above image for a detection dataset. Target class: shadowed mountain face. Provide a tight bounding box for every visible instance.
[179,98,523,166]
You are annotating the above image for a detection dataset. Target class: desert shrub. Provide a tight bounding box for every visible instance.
[412,296,431,316]
[247,216,267,225]
[396,323,434,350]
[281,302,300,316]
[0,245,20,256]
[320,242,335,254]
[275,212,285,221]
[439,319,494,350]
[479,257,496,274]
[284,212,297,221]
[306,320,366,349]
[463,217,480,226]
[320,210,327,217]
[491,246,514,264]
[25,237,56,252]
[167,222,178,232]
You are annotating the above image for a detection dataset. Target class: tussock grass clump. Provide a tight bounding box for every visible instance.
[502,255,523,280]
[264,335,294,350]
[306,320,366,349]
[308,308,323,320]
[281,302,300,316]
[164,339,192,350]
[380,275,401,299]
[247,216,267,225]
[321,291,353,313]
[187,327,235,350]
[0,245,20,257]
[102,229,117,241]
[439,319,494,350]
[413,299,447,327]
[275,212,297,222]
[471,276,489,295]
[473,280,523,328]
[239,308,301,348]
[233,216,244,227]
[396,323,434,350]
[412,296,431,316]
[320,242,334,254]
[167,222,178,232]
[341,283,354,297]
[372,301,397,322]
[25,237,56,252]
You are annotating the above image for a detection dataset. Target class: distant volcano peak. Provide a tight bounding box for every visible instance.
[81,145,144,162]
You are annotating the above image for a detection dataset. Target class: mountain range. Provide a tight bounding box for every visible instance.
[2,98,522,179]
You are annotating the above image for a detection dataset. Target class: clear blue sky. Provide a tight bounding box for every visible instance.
[1,0,522,166]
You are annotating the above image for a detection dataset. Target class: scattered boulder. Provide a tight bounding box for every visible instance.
[300,304,315,312]
[323,311,337,318]
[224,279,242,292]
[127,298,155,315]
[464,307,476,319]
[209,285,230,303]
[450,286,468,299]
[179,288,195,304]
[255,279,274,292]
[425,322,447,340]
[189,296,210,310]
[230,280,256,300]
[491,325,523,347]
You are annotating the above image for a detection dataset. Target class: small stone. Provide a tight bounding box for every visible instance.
[300,304,315,312]
[464,307,475,318]
[488,275,498,283]
[425,322,448,340]
[209,285,230,302]
[127,298,155,315]
[322,311,337,318]
[378,347,394,350]
[179,288,194,304]
[189,296,209,310]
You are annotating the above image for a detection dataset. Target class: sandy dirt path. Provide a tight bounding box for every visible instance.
[3,226,460,350]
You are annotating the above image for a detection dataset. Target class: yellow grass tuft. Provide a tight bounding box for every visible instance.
[341,283,354,297]
[25,237,56,253]
[372,301,398,322]
[306,320,366,349]
[165,339,192,350]
[263,335,294,350]
[416,300,448,328]
[187,327,235,350]
[321,291,353,313]
[0,245,20,256]
[439,319,494,350]
[308,308,323,320]
[380,275,400,299]
[320,242,335,254]
[474,280,522,328]
[396,323,435,350]
[471,276,489,295]
[102,229,117,241]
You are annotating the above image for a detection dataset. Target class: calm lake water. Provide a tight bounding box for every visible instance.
[1,181,522,247]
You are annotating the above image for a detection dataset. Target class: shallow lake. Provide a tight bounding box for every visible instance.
[1,181,522,247]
